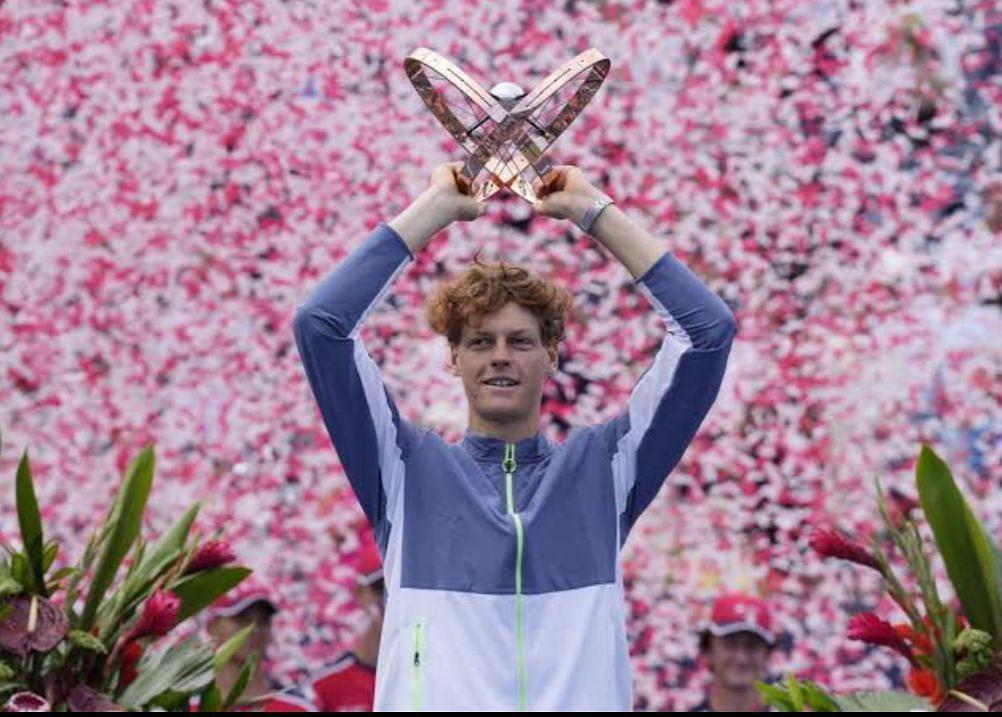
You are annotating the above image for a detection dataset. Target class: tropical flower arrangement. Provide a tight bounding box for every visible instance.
[0,429,256,711]
[759,445,1002,712]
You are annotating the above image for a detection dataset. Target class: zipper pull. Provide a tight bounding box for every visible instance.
[502,442,517,475]
[413,619,424,668]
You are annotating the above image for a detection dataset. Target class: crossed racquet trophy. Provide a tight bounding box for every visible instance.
[405,47,611,204]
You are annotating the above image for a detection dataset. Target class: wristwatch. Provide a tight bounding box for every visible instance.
[578,193,615,234]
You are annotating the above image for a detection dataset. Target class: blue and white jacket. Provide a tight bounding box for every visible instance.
[293,223,736,711]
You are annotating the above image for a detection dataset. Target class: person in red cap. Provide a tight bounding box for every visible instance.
[206,581,315,712]
[691,593,777,712]
[312,542,385,712]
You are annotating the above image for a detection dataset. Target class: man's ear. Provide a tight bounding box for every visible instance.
[354,582,373,608]
[447,344,461,376]
[206,616,225,641]
[546,345,559,375]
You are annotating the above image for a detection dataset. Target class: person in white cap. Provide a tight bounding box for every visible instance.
[206,581,315,712]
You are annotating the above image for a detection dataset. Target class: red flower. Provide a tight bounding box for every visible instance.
[907,668,944,704]
[127,590,180,642]
[848,613,915,663]
[894,623,933,655]
[809,527,882,572]
[3,692,51,712]
[118,640,144,689]
[887,489,920,525]
[184,540,236,574]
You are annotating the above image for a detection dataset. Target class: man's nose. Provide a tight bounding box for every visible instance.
[490,340,512,362]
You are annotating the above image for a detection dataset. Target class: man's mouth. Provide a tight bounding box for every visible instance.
[482,378,520,387]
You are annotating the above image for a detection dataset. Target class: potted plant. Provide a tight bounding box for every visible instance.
[759,445,1001,712]
[0,429,257,711]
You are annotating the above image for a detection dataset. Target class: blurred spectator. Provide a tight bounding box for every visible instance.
[312,542,384,711]
[207,581,315,712]
[691,593,777,712]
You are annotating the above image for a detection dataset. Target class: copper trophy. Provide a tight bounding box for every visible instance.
[405,47,610,204]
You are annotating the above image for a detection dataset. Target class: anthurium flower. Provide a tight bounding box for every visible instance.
[0,596,68,657]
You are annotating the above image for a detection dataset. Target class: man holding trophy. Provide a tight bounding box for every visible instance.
[293,48,736,710]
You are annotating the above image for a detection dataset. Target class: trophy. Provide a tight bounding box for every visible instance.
[405,47,610,204]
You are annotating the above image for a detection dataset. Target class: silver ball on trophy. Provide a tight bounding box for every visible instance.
[489,82,527,110]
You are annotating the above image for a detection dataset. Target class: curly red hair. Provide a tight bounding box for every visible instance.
[426,257,573,348]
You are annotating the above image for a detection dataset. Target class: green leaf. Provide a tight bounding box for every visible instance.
[15,451,45,596]
[756,681,797,712]
[756,677,840,712]
[10,554,27,588]
[117,637,215,709]
[222,653,258,710]
[834,690,927,711]
[42,541,58,573]
[137,504,201,585]
[171,567,251,623]
[68,629,107,655]
[126,539,146,582]
[0,576,22,598]
[213,623,254,672]
[150,690,193,711]
[198,684,222,712]
[802,681,841,712]
[989,538,1002,617]
[96,537,151,633]
[916,444,1002,645]
[48,566,78,582]
[80,446,156,630]
[108,504,203,631]
[787,674,806,711]
[0,682,26,697]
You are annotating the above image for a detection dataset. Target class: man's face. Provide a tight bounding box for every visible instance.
[706,632,772,690]
[356,579,386,622]
[449,302,557,429]
[208,603,274,663]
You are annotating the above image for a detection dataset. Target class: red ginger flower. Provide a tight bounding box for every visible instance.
[184,540,236,574]
[907,668,945,705]
[118,640,144,689]
[126,590,180,642]
[848,613,915,663]
[894,623,934,655]
[809,527,882,572]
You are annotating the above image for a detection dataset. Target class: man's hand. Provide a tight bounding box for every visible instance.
[533,164,664,279]
[426,161,484,224]
[530,166,606,226]
[390,161,484,252]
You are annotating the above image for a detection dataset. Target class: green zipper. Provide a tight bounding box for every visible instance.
[503,442,528,712]
[411,617,426,711]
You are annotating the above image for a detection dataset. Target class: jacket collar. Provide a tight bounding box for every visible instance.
[461,430,552,463]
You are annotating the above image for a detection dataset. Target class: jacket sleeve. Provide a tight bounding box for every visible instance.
[595,251,737,539]
[292,223,417,542]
